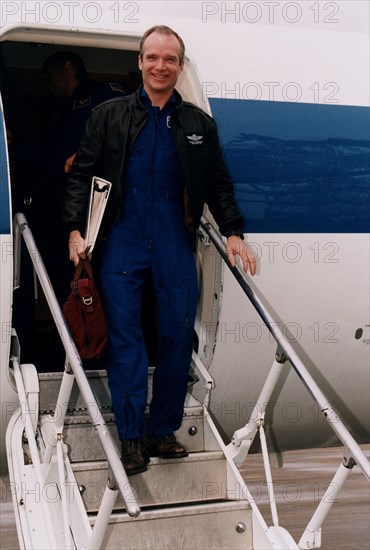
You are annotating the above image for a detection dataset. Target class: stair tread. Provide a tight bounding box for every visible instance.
[39,369,203,415]
[90,498,250,522]
[92,499,253,549]
[72,450,225,470]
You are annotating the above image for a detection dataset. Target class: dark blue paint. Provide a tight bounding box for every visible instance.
[209,98,370,233]
[2,99,369,235]
[0,112,11,235]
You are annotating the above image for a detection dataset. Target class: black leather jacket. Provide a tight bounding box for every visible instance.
[63,87,244,239]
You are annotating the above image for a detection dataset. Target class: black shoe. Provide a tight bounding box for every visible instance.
[121,439,149,476]
[146,435,188,459]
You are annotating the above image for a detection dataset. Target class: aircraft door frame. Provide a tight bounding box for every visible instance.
[0,91,18,475]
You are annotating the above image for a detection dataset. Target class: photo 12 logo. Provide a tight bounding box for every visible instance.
[202,81,340,104]
[1,2,140,25]
[201,2,340,25]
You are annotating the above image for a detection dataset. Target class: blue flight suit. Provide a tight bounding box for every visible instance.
[100,92,198,441]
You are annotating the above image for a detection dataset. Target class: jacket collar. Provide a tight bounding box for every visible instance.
[129,86,184,125]
[173,89,184,125]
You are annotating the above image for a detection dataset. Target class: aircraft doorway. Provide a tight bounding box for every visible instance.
[0,33,221,372]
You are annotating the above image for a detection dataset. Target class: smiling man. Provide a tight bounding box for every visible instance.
[64,25,256,476]
[138,29,185,106]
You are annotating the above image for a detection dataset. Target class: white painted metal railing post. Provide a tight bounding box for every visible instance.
[56,435,74,549]
[230,357,287,466]
[259,420,279,528]
[298,458,355,549]
[43,368,75,463]
[203,405,299,549]
[88,483,119,550]
[191,350,215,407]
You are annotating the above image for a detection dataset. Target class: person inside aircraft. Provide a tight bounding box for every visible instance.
[42,50,127,176]
[38,51,128,307]
[63,25,257,476]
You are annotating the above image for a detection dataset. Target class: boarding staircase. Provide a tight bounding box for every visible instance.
[5,213,370,549]
[35,367,257,549]
[7,347,279,550]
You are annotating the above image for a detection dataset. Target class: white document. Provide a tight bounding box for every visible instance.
[84,176,112,254]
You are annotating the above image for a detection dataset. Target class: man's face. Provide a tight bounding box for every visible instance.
[139,32,184,99]
[44,63,72,98]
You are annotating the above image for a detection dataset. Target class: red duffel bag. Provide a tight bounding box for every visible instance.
[63,258,108,362]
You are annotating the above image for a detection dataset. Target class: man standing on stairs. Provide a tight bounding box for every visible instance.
[63,25,256,476]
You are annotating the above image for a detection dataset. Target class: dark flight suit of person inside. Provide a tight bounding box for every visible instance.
[41,52,127,307]
[43,50,127,176]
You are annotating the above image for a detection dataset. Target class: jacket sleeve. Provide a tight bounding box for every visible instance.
[62,109,105,234]
[205,118,245,237]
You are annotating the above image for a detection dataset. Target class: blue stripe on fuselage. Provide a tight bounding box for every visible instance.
[0,112,11,235]
[209,98,370,233]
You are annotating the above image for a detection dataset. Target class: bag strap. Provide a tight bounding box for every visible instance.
[74,258,94,282]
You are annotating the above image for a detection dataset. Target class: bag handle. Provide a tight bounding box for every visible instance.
[74,258,94,282]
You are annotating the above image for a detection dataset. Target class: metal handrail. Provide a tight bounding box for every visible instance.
[13,212,141,518]
[200,216,370,481]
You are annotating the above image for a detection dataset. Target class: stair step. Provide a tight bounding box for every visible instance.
[73,451,227,511]
[94,500,252,550]
[39,370,114,412]
[39,368,206,461]
[39,370,206,459]
[39,367,197,412]
[57,409,204,462]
